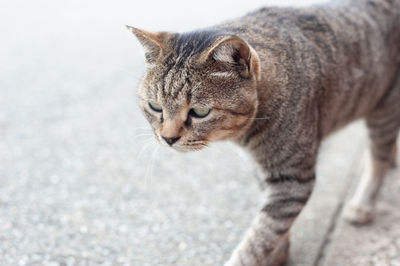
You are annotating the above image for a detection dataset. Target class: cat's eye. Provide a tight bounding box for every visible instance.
[190,107,211,118]
[149,102,162,112]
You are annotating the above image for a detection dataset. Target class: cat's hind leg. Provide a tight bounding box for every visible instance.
[344,74,400,225]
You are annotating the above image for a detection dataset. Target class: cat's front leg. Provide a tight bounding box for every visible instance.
[225,172,315,266]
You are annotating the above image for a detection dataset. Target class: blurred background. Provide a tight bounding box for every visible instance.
[1,0,399,265]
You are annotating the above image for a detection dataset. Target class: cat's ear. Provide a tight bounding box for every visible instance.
[126,26,173,64]
[201,36,260,81]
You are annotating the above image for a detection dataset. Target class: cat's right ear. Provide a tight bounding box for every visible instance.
[199,36,261,81]
[126,26,172,64]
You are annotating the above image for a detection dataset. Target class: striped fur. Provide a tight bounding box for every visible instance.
[128,0,400,264]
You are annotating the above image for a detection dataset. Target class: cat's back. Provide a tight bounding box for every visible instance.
[234,0,400,54]
[221,0,400,137]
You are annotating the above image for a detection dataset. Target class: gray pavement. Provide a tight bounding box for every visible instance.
[1,0,399,265]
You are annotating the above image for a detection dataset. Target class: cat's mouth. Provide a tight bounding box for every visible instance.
[155,133,208,152]
[171,141,208,152]
[181,140,208,151]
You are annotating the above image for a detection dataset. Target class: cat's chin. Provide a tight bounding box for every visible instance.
[170,144,206,153]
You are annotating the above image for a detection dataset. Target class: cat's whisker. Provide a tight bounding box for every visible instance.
[134,130,153,134]
[135,138,156,147]
[133,129,153,133]
[133,133,154,140]
[134,138,156,169]
[145,146,160,186]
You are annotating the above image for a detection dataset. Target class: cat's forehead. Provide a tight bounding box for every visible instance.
[143,62,230,109]
[140,29,237,106]
[153,67,194,99]
[146,61,205,100]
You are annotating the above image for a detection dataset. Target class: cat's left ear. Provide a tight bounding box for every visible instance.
[126,26,174,64]
[201,36,261,81]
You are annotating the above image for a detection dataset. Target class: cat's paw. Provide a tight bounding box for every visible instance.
[344,202,375,225]
[265,234,290,266]
[224,235,290,266]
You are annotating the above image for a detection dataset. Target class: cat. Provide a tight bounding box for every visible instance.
[127,0,400,264]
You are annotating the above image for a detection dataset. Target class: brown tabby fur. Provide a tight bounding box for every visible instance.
[128,0,400,265]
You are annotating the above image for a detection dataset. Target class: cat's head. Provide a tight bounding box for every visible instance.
[128,26,261,152]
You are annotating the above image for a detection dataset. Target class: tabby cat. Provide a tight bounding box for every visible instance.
[127,0,400,264]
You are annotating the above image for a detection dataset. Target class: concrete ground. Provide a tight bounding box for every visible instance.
[1,0,399,265]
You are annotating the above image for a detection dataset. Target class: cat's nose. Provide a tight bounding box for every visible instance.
[162,136,181,146]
